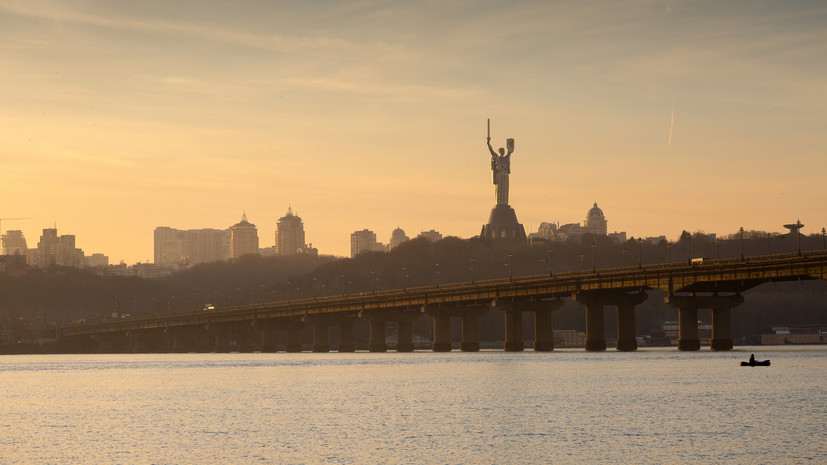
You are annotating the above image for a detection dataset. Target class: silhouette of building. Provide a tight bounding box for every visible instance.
[1,230,27,256]
[417,229,443,242]
[154,226,230,267]
[85,253,109,268]
[585,202,608,236]
[31,228,84,268]
[229,212,259,259]
[351,229,385,257]
[275,207,307,256]
[388,227,410,251]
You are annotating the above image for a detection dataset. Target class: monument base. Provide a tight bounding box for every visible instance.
[481,205,527,242]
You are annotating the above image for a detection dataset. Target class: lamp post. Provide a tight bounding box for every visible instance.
[622,247,627,267]
[286,281,291,302]
[667,243,672,263]
[591,242,596,272]
[312,277,317,300]
[580,253,585,271]
[547,248,553,277]
[340,274,345,297]
[370,271,376,294]
[469,258,475,283]
[822,228,826,250]
[739,227,744,261]
[401,267,407,291]
[637,237,643,268]
[716,238,720,259]
[434,263,440,288]
[687,234,692,264]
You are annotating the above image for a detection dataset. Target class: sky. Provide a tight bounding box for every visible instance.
[1,0,825,263]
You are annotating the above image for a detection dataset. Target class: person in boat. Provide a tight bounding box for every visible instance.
[749,354,756,364]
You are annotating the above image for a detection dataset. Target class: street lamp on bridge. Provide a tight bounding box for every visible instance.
[637,237,643,269]
[783,220,804,256]
[739,227,745,261]
[591,242,596,272]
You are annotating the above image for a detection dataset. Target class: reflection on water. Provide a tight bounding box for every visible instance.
[1,346,825,464]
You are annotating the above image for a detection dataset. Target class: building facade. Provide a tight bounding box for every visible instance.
[154,226,230,267]
[388,227,410,251]
[351,229,385,257]
[1,230,28,256]
[585,202,608,236]
[275,207,307,256]
[229,213,259,259]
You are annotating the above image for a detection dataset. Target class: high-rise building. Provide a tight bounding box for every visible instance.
[351,229,385,257]
[388,227,409,251]
[31,228,84,268]
[275,207,307,256]
[1,230,28,256]
[585,202,608,236]
[229,212,259,259]
[417,230,443,242]
[154,226,230,267]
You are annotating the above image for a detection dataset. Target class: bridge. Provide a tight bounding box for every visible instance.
[58,251,827,353]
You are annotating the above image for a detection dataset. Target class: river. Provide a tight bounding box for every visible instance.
[1,346,825,464]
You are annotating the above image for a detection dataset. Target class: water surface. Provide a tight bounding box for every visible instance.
[1,346,825,464]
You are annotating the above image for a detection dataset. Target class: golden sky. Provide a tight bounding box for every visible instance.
[2,0,825,263]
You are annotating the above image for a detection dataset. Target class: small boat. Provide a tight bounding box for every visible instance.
[741,360,771,366]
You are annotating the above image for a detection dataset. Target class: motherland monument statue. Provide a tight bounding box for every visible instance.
[480,119,526,242]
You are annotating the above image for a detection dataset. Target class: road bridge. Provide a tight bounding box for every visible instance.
[59,251,827,353]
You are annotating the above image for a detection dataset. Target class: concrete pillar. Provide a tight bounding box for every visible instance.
[213,330,233,353]
[711,306,732,351]
[312,323,330,353]
[237,325,256,353]
[338,319,356,352]
[678,305,700,351]
[584,301,606,352]
[396,319,414,352]
[533,308,553,352]
[461,313,480,352]
[616,304,637,351]
[369,320,387,352]
[667,294,742,351]
[432,314,452,352]
[286,322,303,353]
[260,324,280,352]
[504,309,524,352]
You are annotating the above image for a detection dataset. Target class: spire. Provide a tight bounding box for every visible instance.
[241,211,248,223]
[286,204,293,216]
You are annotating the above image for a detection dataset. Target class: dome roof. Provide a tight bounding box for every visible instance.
[587,202,604,219]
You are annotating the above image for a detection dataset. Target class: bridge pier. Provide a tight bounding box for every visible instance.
[312,323,330,353]
[573,293,606,351]
[213,328,233,353]
[423,305,487,352]
[285,321,305,353]
[575,291,647,352]
[369,320,387,352]
[396,319,414,352]
[666,294,743,351]
[492,301,524,352]
[260,322,281,352]
[338,318,356,352]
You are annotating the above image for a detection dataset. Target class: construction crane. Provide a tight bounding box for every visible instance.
[0,217,33,235]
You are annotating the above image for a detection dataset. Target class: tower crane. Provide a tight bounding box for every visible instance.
[0,217,33,235]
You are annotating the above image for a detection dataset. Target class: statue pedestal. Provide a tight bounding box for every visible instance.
[481,205,526,241]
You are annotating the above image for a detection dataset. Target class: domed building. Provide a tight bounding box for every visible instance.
[388,227,409,251]
[585,202,607,236]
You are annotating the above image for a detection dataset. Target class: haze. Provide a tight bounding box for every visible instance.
[2,0,825,263]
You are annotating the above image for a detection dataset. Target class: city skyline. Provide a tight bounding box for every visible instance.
[2,1,825,264]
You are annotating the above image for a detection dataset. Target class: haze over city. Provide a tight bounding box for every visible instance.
[2,0,825,264]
